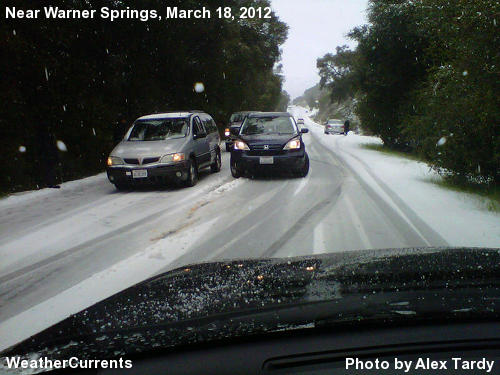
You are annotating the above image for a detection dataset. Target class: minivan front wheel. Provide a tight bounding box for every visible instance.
[185,159,199,187]
[210,149,221,173]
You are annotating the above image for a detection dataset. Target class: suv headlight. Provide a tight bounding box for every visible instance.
[283,138,301,150]
[234,140,250,151]
[224,128,230,137]
[107,156,124,166]
[160,153,185,163]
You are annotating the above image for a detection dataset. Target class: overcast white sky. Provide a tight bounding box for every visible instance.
[270,0,368,99]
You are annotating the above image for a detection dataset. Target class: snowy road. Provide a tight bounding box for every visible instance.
[3,108,492,351]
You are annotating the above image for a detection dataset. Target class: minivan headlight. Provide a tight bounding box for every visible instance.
[234,140,250,151]
[283,138,301,150]
[107,156,124,166]
[160,153,185,163]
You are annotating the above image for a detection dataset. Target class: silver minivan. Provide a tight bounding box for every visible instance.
[106,111,221,189]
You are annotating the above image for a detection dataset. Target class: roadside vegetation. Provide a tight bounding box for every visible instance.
[292,84,359,131]
[316,0,499,190]
[1,0,288,194]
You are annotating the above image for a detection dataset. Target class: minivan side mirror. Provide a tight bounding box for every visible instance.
[301,128,309,134]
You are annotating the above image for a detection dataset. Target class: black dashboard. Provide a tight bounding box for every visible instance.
[58,321,499,375]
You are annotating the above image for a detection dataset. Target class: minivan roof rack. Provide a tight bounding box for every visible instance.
[156,110,204,114]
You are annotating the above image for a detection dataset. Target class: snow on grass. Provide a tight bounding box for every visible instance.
[296,108,500,248]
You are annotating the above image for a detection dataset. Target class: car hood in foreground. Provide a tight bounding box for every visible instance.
[1,248,499,363]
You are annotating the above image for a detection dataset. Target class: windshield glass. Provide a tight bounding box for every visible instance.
[327,120,343,125]
[230,113,245,123]
[128,119,188,141]
[240,116,296,135]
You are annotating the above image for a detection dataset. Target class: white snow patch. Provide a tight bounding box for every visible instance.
[295,107,500,248]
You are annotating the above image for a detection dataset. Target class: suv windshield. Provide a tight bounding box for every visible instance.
[240,116,296,135]
[128,119,188,141]
[229,113,245,123]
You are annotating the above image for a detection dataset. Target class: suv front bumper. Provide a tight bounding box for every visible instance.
[106,161,189,185]
[231,150,306,174]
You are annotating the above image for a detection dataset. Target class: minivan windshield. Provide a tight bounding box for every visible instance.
[240,116,296,135]
[128,119,188,141]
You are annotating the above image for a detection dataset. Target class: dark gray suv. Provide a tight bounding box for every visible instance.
[230,112,309,178]
[106,111,221,189]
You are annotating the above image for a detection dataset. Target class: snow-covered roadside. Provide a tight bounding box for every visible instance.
[0,173,107,209]
[299,111,499,248]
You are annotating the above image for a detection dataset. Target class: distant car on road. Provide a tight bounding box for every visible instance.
[297,118,305,126]
[106,111,221,190]
[225,111,253,152]
[324,119,344,135]
[230,112,309,178]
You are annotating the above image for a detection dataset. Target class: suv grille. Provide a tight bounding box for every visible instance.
[252,144,282,151]
[249,144,283,156]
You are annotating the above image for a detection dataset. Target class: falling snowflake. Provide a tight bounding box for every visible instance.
[194,82,205,93]
[57,140,68,152]
[437,137,447,147]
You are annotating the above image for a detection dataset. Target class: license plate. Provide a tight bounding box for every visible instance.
[260,156,274,165]
[132,169,148,178]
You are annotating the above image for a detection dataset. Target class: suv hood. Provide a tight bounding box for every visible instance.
[240,133,297,147]
[111,138,187,159]
[1,248,499,363]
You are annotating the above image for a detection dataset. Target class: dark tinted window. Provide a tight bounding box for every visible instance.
[202,116,216,133]
[193,117,205,136]
[230,113,245,123]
